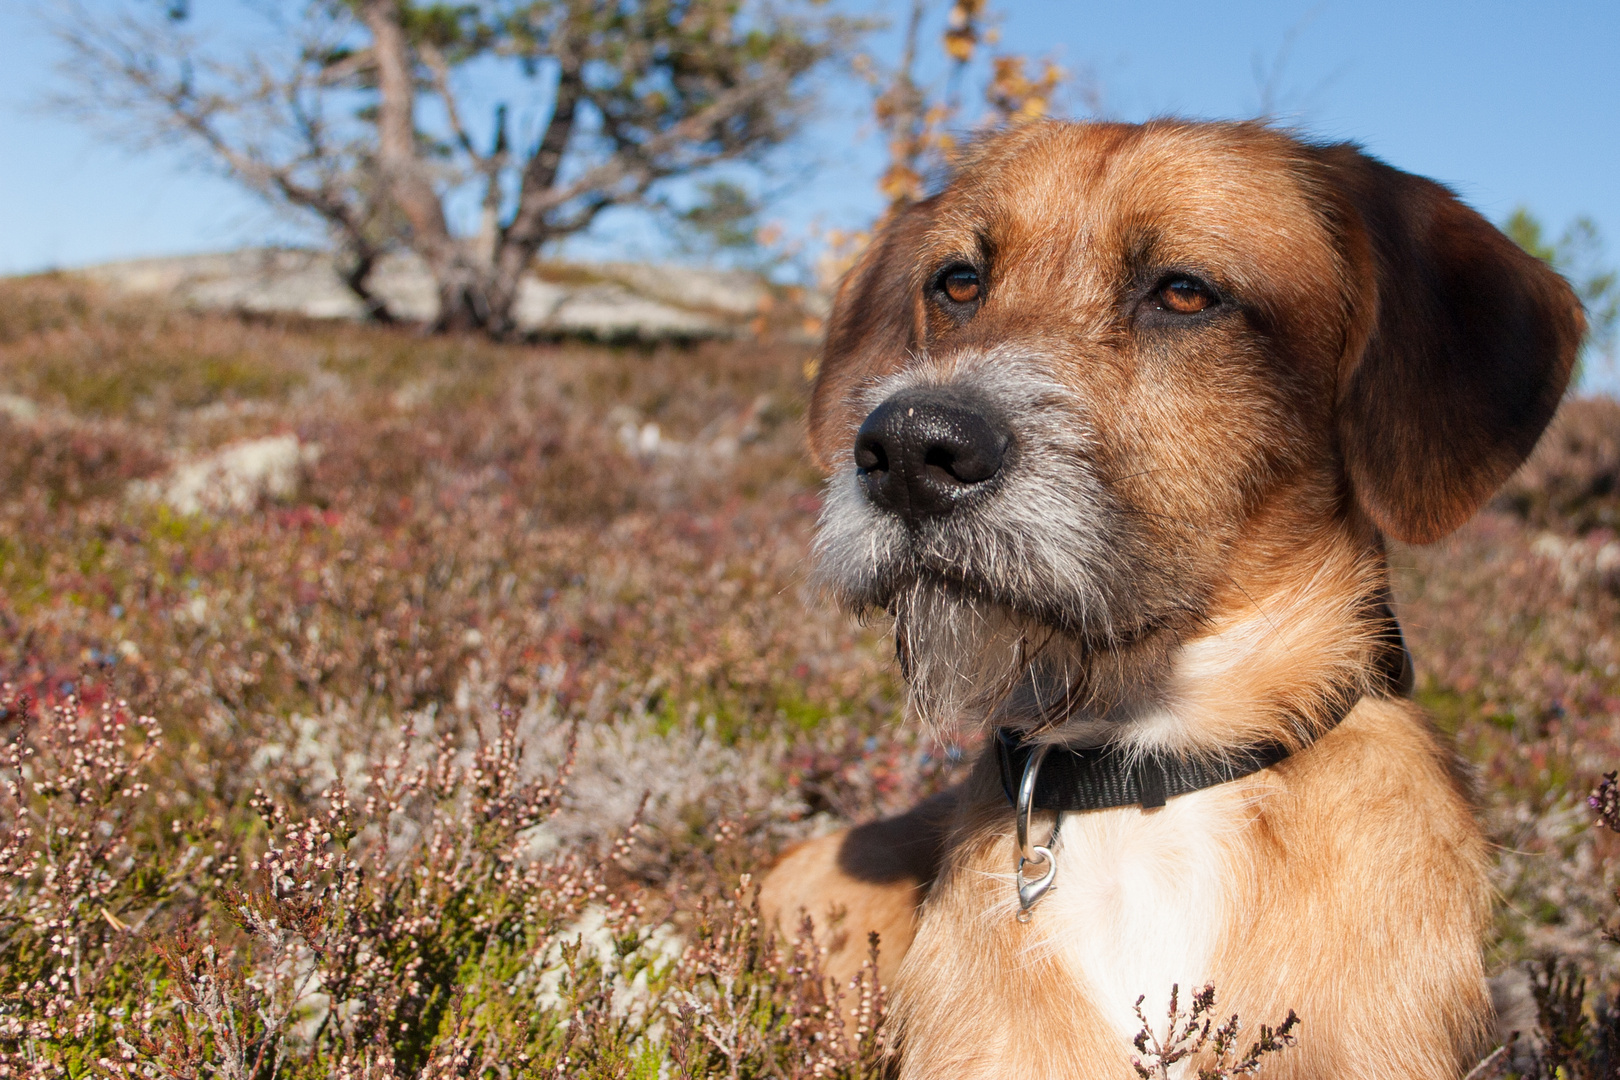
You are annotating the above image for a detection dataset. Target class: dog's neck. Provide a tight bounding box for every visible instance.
[997,526,1396,759]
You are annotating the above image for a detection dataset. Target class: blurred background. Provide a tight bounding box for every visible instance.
[2,4,1620,1077]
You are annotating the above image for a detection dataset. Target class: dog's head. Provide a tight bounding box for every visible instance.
[811,120,1584,747]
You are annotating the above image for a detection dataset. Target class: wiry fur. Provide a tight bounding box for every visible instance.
[814,347,1391,760]
[762,119,1584,1079]
[814,350,1147,737]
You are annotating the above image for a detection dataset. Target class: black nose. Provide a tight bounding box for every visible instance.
[854,388,1010,521]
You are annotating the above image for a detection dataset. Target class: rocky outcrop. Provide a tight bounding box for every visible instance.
[77,248,779,341]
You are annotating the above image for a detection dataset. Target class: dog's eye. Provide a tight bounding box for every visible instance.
[1154,275,1216,314]
[937,266,982,306]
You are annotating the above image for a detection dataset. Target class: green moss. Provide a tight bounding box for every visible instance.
[146,503,217,543]
[775,690,831,733]
[36,350,305,415]
[653,696,686,737]
[1534,897,1568,925]
[628,1042,668,1080]
[1414,683,1470,737]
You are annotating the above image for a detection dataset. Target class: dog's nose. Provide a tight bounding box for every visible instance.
[854,388,1010,520]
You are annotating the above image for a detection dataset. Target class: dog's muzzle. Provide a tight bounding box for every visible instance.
[854,387,1011,523]
[815,358,1132,731]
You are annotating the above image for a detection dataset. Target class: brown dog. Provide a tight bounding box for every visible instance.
[760,120,1584,1078]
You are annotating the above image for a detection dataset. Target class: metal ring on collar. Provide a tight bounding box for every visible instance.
[1015,741,1063,919]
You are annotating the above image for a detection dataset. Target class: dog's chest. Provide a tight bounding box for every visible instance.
[1037,788,1237,1046]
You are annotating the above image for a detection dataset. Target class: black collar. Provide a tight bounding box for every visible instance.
[996,602,1413,813]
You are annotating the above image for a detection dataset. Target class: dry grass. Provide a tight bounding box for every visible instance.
[0,271,1616,1077]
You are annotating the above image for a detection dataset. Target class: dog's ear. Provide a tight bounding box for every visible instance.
[807,198,938,471]
[1317,143,1585,544]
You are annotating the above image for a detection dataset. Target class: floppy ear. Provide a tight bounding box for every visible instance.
[1318,143,1586,544]
[806,198,938,471]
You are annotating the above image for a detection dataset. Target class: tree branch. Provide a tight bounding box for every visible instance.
[419,40,484,168]
[542,70,795,220]
[501,56,584,254]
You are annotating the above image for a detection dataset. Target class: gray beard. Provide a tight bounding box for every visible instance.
[812,351,1179,738]
[890,579,1083,734]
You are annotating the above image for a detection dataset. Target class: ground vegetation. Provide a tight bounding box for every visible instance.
[0,275,1618,1076]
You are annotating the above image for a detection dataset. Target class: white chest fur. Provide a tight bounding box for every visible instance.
[1034,787,1238,1046]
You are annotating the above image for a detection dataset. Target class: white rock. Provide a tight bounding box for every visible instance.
[135,434,317,514]
[0,394,40,422]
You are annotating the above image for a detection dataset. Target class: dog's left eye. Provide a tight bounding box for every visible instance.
[1154,275,1216,314]
[936,266,982,306]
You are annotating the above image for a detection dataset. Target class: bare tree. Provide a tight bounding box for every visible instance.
[52,0,847,336]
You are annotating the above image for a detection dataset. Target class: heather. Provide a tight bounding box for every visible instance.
[1,272,1618,1077]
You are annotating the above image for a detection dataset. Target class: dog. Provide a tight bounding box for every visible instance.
[759,119,1584,1079]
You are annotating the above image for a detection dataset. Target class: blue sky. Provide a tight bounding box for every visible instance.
[2,1,1616,296]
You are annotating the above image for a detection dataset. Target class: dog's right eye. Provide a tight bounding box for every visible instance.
[935,265,982,306]
[1154,275,1216,314]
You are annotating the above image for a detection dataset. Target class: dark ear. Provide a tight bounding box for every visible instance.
[807,198,937,471]
[1317,143,1585,544]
